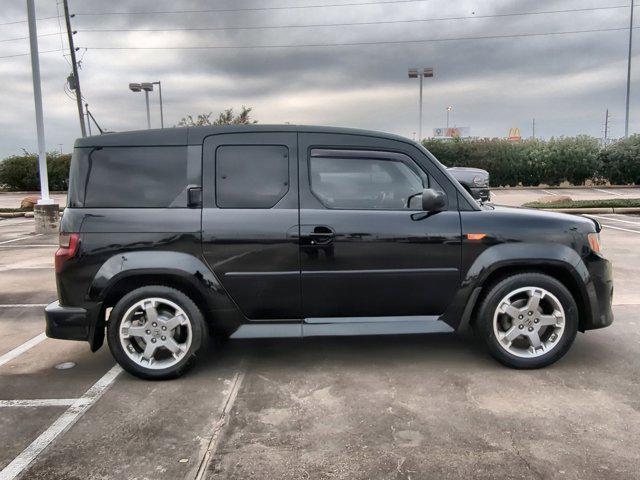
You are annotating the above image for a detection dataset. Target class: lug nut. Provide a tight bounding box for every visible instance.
[528,311,533,316]
[534,318,539,324]
[518,324,524,329]
[161,326,167,331]
[152,322,158,327]
[518,315,524,320]
[161,336,166,341]
[528,327,534,332]
[145,330,151,335]
[151,338,157,343]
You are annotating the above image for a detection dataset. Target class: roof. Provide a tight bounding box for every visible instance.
[73,124,413,148]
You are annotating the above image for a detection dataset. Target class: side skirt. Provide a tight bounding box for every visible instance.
[229,316,453,339]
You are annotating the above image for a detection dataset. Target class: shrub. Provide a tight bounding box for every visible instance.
[0,152,70,191]
[599,135,640,185]
[423,136,603,187]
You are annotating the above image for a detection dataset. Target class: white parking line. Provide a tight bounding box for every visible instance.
[589,214,640,225]
[0,365,122,480]
[0,304,48,308]
[541,190,559,196]
[593,188,625,197]
[601,224,640,234]
[0,234,43,245]
[0,244,58,248]
[0,399,81,408]
[0,333,47,368]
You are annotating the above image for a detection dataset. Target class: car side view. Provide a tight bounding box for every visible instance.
[45,125,613,379]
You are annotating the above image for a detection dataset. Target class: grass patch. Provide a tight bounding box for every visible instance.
[523,198,640,209]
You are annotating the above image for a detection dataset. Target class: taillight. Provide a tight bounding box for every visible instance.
[55,233,80,273]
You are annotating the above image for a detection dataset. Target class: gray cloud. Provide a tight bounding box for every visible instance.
[0,0,637,157]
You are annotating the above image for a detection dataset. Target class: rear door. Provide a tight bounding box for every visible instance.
[201,132,300,320]
[298,132,462,320]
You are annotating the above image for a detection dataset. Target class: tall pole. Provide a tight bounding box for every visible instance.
[625,0,634,138]
[85,103,92,136]
[446,109,449,129]
[532,118,536,139]
[604,108,610,145]
[418,75,423,141]
[156,81,164,128]
[144,90,151,128]
[26,0,52,205]
[63,0,86,137]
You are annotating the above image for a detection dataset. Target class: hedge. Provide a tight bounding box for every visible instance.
[0,152,71,191]
[423,135,640,187]
[1,136,639,190]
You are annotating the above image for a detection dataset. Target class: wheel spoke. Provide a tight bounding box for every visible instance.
[124,325,147,338]
[526,290,544,313]
[164,337,183,355]
[501,325,521,343]
[499,301,521,320]
[527,331,542,349]
[141,340,157,361]
[538,311,562,327]
[144,302,158,324]
[163,314,187,331]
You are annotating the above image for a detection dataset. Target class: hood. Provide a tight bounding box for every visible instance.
[489,204,601,232]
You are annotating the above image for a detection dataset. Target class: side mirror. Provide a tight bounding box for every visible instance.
[421,188,447,212]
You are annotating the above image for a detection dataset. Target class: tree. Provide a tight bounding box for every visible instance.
[178,106,257,126]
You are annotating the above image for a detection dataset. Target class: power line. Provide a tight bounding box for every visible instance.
[78,26,639,52]
[75,5,632,34]
[0,32,60,43]
[0,48,63,59]
[0,16,59,27]
[75,0,433,16]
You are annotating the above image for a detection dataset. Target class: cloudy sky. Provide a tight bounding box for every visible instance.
[0,0,637,157]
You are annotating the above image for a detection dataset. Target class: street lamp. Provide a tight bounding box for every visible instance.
[129,81,164,129]
[408,67,434,141]
[446,105,453,129]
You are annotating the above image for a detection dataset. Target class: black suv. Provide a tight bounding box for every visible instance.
[45,126,613,379]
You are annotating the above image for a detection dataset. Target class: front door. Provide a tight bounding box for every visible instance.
[298,132,462,320]
[202,132,300,320]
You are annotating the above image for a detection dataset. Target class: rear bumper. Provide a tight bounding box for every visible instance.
[45,301,102,344]
[582,254,614,330]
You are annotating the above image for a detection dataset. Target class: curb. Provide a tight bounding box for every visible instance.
[0,212,26,218]
[540,207,640,214]
[492,185,637,191]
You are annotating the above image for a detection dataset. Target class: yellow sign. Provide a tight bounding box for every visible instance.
[508,127,521,142]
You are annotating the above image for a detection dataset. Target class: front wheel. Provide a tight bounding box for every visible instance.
[476,273,578,369]
[107,286,208,380]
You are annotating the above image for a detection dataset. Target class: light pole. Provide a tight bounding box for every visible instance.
[408,67,434,141]
[446,105,453,129]
[625,0,634,138]
[129,81,164,129]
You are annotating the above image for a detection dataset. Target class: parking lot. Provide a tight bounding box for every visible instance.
[1,211,640,480]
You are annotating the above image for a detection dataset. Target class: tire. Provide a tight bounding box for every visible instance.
[107,286,209,380]
[475,273,578,369]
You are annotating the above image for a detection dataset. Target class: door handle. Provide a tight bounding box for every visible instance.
[302,225,335,245]
[187,186,202,208]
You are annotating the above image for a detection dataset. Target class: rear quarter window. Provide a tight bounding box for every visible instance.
[69,146,188,208]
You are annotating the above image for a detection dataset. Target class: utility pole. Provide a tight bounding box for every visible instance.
[625,0,634,138]
[63,0,86,137]
[532,118,536,139]
[604,109,610,146]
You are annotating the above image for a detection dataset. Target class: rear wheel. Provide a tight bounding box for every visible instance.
[107,286,208,380]
[476,273,578,369]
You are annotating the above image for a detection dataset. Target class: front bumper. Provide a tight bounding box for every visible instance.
[582,254,614,330]
[45,301,102,344]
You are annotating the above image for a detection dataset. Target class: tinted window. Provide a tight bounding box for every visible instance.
[216,145,289,208]
[79,146,188,208]
[309,155,425,210]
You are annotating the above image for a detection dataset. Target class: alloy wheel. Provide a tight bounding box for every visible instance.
[118,297,193,369]
[492,286,566,358]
